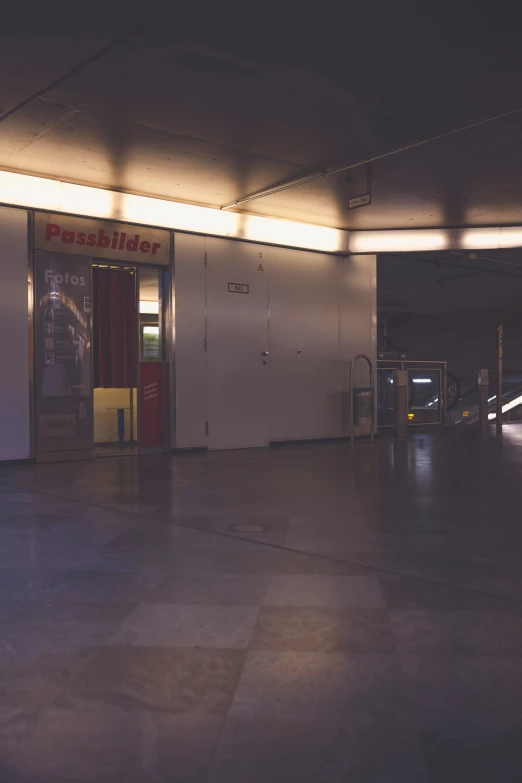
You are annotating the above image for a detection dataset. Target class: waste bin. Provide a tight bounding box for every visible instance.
[353,387,374,427]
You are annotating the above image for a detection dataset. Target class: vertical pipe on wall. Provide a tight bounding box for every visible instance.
[27,210,35,459]
[439,362,449,427]
[168,231,176,450]
[496,324,503,438]
[478,369,489,442]
[371,255,378,434]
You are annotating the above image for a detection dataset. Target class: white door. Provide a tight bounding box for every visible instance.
[206,237,269,450]
[269,247,341,441]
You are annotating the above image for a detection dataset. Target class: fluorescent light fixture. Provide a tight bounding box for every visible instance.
[488,393,522,420]
[0,170,60,211]
[500,227,522,248]
[242,214,345,253]
[139,300,159,314]
[350,225,522,253]
[59,182,114,218]
[461,228,502,249]
[121,192,240,238]
[0,170,347,254]
[5,168,522,255]
[349,229,448,253]
[412,378,433,384]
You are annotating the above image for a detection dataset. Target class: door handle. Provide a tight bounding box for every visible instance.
[262,351,269,356]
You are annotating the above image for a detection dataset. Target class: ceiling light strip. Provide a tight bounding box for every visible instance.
[349,226,522,253]
[0,170,348,254]
[5,169,522,255]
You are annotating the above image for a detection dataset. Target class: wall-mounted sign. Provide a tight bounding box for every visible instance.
[228,283,249,294]
[35,250,94,456]
[34,212,170,265]
[348,194,371,210]
[39,414,76,437]
[36,251,92,398]
[139,363,163,448]
[142,326,160,360]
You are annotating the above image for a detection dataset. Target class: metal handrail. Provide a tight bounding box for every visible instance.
[377,359,447,366]
[350,354,375,443]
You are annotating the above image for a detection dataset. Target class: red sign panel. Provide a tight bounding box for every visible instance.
[139,363,163,448]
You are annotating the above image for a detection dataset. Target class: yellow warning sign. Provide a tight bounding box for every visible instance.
[258,263,264,271]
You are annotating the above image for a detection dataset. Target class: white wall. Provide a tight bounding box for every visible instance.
[269,249,376,441]
[173,232,376,448]
[174,233,207,448]
[269,247,342,441]
[339,254,377,436]
[0,207,30,460]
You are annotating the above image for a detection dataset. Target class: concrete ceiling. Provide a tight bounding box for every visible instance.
[379,248,522,314]
[2,3,522,230]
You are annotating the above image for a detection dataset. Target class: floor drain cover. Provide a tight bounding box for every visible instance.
[229,524,266,532]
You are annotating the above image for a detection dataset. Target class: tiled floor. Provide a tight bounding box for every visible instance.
[1,428,522,781]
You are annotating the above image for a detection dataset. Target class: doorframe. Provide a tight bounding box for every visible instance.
[91,260,138,455]
[136,261,171,454]
[90,259,171,455]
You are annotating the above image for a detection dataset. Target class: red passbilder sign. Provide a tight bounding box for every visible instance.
[139,363,163,448]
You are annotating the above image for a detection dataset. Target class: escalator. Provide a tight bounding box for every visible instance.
[377,361,522,428]
[449,373,522,425]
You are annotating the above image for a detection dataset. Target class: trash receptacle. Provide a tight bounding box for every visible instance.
[353,387,374,427]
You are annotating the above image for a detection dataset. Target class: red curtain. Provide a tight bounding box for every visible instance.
[93,268,138,388]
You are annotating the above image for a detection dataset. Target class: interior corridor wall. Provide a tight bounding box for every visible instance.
[269,249,376,440]
[0,207,30,460]
[339,254,377,435]
[174,232,207,448]
[268,247,341,440]
[173,232,376,447]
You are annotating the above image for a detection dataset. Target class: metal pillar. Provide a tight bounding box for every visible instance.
[350,354,375,443]
[393,369,408,440]
[497,325,503,438]
[117,408,125,450]
[443,362,448,426]
[478,369,489,442]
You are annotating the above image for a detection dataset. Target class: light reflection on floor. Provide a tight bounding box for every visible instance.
[0,430,521,781]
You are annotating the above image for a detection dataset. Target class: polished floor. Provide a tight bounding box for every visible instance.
[1,428,522,781]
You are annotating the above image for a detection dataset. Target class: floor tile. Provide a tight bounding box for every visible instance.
[209,714,427,783]
[263,574,385,608]
[0,650,95,726]
[3,432,522,781]
[400,655,522,731]
[0,602,136,662]
[149,573,271,605]
[419,726,522,783]
[390,609,522,655]
[42,569,164,604]
[62,646,245,715]
[379,574,520,610]
[0,704,222,782]
[250,606,396,652]
[111,603,259,649]
[229,650,404,719]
